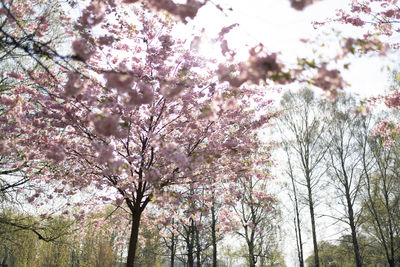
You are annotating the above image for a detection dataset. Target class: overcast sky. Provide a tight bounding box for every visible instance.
[176,0,392,100]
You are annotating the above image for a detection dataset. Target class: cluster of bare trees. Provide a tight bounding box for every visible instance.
[278,88,400,267]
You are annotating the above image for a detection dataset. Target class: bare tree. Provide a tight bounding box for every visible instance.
[325,95,368,267]
[278,88,329,267]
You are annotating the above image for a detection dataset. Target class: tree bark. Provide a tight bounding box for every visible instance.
[170,231,175,267]
[126,208,142,267]
[195,227,201,267]
[344,183,362,267]
[294,217,304,267]
[291,170,304,267]
[306,175,320,267]
[211,203,217,267]
[247,242,256,267]
[186,219,195,267]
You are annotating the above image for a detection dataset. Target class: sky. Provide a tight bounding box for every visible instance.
[176,0,392,99]
[174,1,394,265]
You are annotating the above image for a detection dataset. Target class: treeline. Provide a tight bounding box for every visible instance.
[278,87,400,267]
[0,207,283,267]
[0,209,125,267]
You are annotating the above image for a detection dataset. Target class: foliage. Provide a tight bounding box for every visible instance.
[305,235,388,267]
[0,210,120,267]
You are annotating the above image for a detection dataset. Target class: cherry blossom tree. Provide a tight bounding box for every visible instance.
[323,0,400,142]
[227,140,278,267]
[1,0,376,266]
[3,6,280,267]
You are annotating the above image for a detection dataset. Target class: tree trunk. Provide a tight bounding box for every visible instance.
[294,217,304,267]
[365,176,394,267]
[1,246,8,267]
[187,239,194,267]
[187,219,195,267]
[126,207,142,267]
[170,231,175,267]
[291,172,304,267]
[384,180,395,267]
[195,227,201,267]
[211,204,217,267]
[344,184,362,267]
[248,242,256,267]
[306,176,319,267]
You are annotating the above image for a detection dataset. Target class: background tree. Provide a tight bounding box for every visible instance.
[324,95,371,267]
[278,87,329,267]
[229,139,279,267]
[306,235,388,267]
[360,131,400,267]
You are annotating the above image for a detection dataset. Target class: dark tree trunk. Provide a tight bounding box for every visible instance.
[195,227,201,267]
[291,172,304,267]
[306,175,320,267]
[248,242,256,267]
[125,190,150,267]
[294,218,304,267]
[384,180,396,267]
[170,231,176,267]
[126,209,142,267]
[211,204,217,267]
[344,183,362,267]
[187,238,194,267]
[187,219,195,267]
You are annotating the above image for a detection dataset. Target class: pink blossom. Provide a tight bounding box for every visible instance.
[104,72,135,93]
[372,120,391,137]
[93,114,120,136]
[172,229,179,236]
[144,169,161,183]
[245,221,255,229]
[223,140,238,150]
[217,64,245,88]
[96,145,114,164]
[383,9,396,18]
[385,91,400,109]
[218,23,239,40]
[35,17,50,38]
[78,1,105,28]
[0,142,8,156]
[0,116,8,123]
[290,0,320,11]
[126,81,154,105]
[147,0,205,22]
[160,80,186,98]
[383,138,394,148]
[46,145,65,162]
[220,39,232,57]
[190,36,201,51]
[348,17,365,26]
[0,95,15,106]
[6,72,24,80]
[115,241,125,247]
[65,72,83,96]
[313,64,344,98]
[28,196,36,203]
[116,197,124,206]
[98,35,114,46]
[72,39,95,61]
